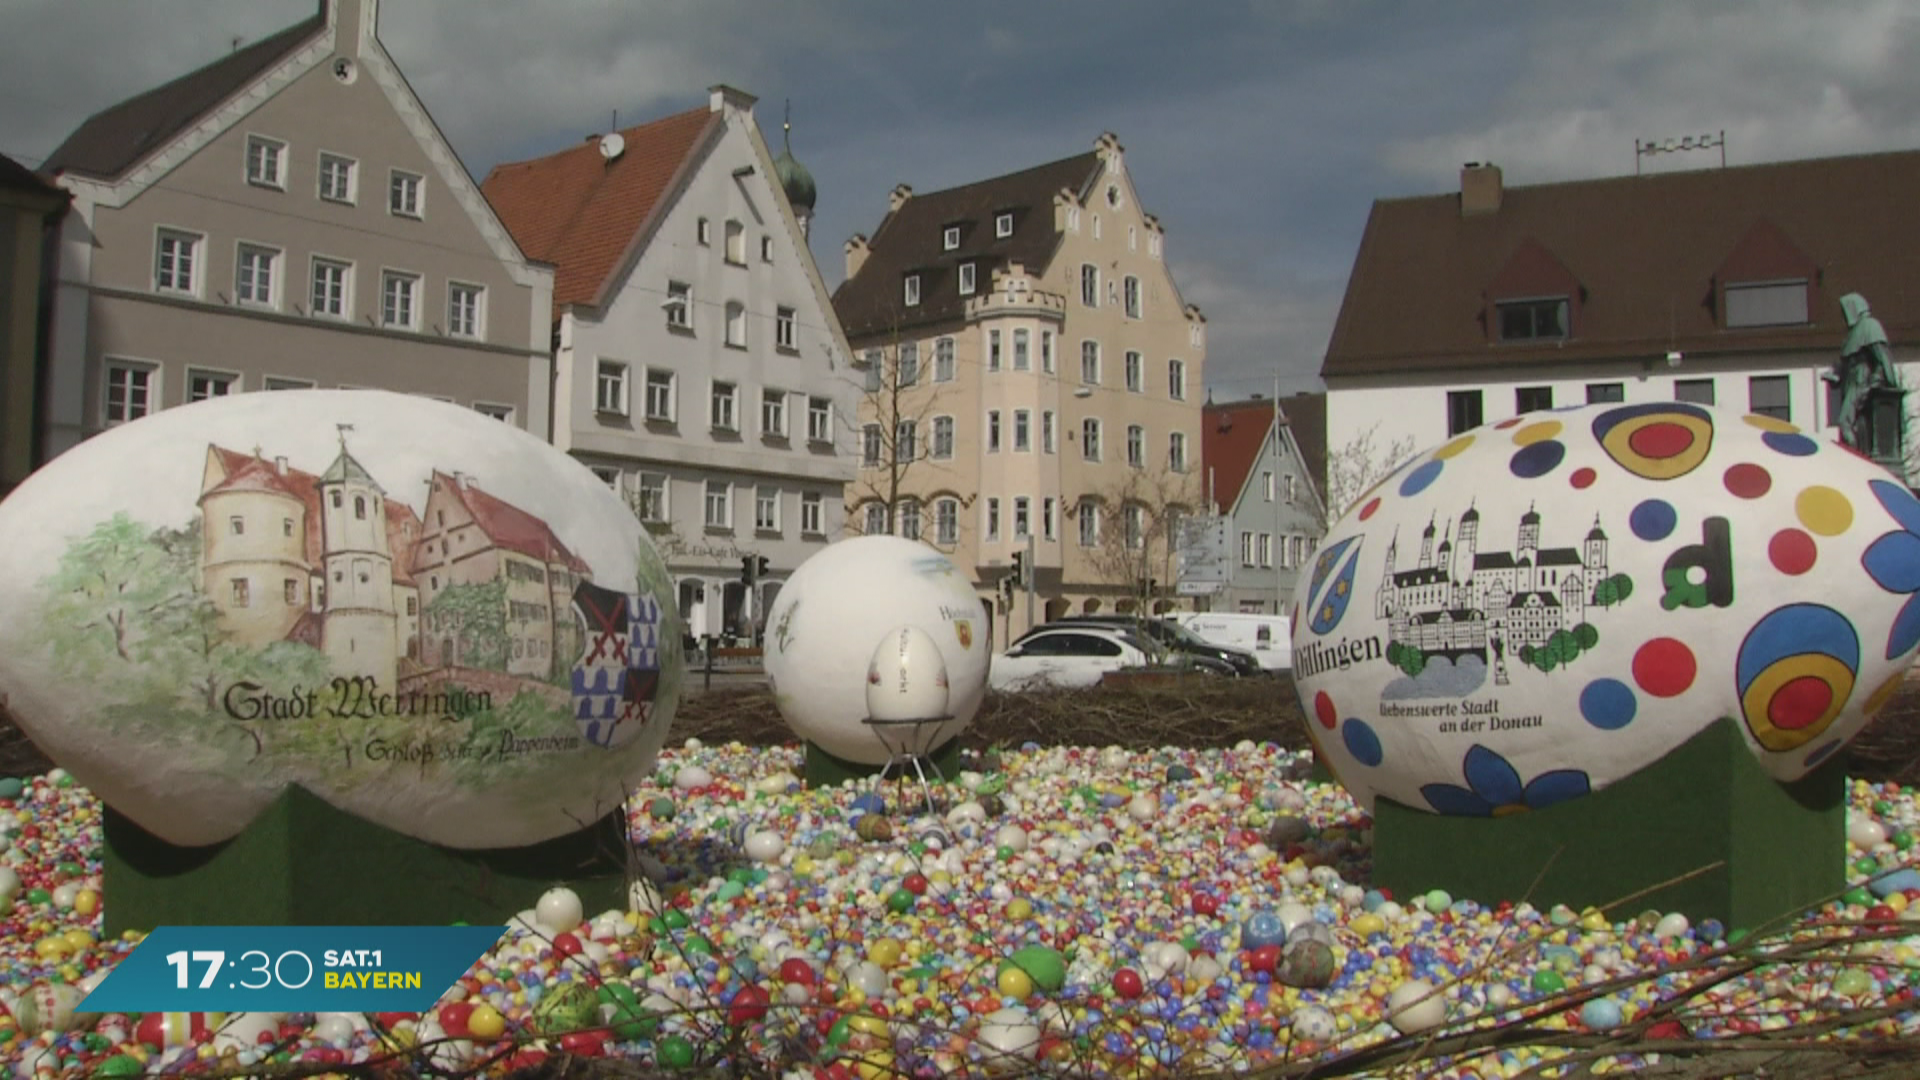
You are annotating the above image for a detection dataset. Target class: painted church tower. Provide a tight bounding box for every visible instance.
[317,431,397,689]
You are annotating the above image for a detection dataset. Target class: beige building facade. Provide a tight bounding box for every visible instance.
[833,134,1206,641]
[38,0,553,465]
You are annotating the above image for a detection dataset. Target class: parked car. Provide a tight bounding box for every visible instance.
[989,627,1155,691]
[1169,612,1293,671]
[1017,615,1260,676]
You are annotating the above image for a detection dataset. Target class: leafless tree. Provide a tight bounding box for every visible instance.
[1076,464,1203,617]
[1322,420,1417,526]
[843,317,958,537]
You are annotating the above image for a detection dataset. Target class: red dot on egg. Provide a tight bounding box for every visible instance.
[1628,422,1694,459]
[1769,675,1833,730]
[1313,691,1338,730]
[1632,638,1696,698]
[1569,467,1596,490]
[1769,528,1817,575]
[1358,496,1381,521]
[1723,462,1772,499]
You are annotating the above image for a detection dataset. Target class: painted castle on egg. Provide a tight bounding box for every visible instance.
[1374,502,1612,674]
[196,433,589,692]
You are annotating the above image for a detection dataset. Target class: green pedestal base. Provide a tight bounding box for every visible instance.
[1370,718,1845,929]
[103,786,630,935]
[803,737,964,790]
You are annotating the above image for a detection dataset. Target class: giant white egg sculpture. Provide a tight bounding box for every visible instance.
[764,537,988,764]
[1294,402,1920,815]
[0,390,681,848]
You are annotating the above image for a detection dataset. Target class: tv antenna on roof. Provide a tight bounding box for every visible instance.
[1636,130,1726,174]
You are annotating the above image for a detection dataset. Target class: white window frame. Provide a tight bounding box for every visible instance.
[1041,330,1054,373]
[1125,350,1143,392]
[807,396,832,443]
[898,342,919,386]
[380,269,421,330]
[447,281,485,339]
[1125,504,1146,551]
[894,419,916,463]
[935,498,959,545]
[245,134,287,189]
[697,217,711,246]
[1013,496,1031,539]
[1169,431,1188,473]
[985,497,1001,542]
[1013,329,1030,371]
[995,212,1014,238]
[755,485,781,533]
[725,220,745,264]
[1258,533,1274,568]
[898,498,922,540]
[155,227,202,296]
[801,491,824,536]
[934,337,955,382]
[987,409,1002,453]
[704,479,734,529]
[1042,497,1057,540]
[710,380,739,432]
[958,263,976,296]
[1127,424,1145,468]
[1168,358,1187,401]
[1014,409,1031,453]
[636,472,669,524]
[1241,531,1256,567]
[309,255,350,319]
[761,388,788,439]
[988,329,1002,371]
[644,368,676,423]
[864,502,888,535]
[596,360,630,416]
[235,242,280,308]
[776,306,797,350]
[1042,410,1056,454]
[1080,264,1099,307]
[665,281,692,330]
[760,235,775,263]
[1081,340,1101,385]
[1078,499,1100,547]
[725,301,746,348]
[904,274,921,306]
[103,357,158,426]
[317,151,356,204]
[388,169,423,218]
[932,415,955,459]
[862,424,883,467]
[1124,275,1142,318]
[187,367,238,402]
[1083,418,1103,461]
[942,225,961,251]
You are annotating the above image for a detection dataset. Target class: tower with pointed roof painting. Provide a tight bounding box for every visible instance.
[316,430,398,688]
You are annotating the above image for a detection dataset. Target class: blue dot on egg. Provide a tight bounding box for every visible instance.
[1580,678,1637,730]
[1804,739,1843,768]
[1399,460,1444,497]
[1629,499,1677,541]
[1762,431,1818,457]
[1341,718,1384,766]
[1509,440,1566,479]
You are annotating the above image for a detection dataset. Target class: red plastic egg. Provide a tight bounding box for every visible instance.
[1111,968,1145,999]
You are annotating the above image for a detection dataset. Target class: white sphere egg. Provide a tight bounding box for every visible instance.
[535,887,584,934]
[1387,979,1448,1033]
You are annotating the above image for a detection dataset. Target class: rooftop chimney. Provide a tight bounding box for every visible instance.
[844,234,870,281]
[275,456,288,475]
[1461,162,1503,216]
[888,184,913,213]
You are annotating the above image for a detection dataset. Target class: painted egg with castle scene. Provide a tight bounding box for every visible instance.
[1293,401,1920,816]
[0,390,682,849]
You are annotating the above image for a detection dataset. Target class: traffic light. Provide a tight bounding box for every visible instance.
[1010,551,1028,588]
[755,556,771,579]
[741,555,756,584]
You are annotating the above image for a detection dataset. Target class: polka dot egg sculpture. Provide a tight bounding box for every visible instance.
[1294,402,1920,815]
[764,536,989,765]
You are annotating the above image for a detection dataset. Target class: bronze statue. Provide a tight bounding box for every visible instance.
[1830,292,1899,451]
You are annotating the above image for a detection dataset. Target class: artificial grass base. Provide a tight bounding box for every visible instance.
[1370,717,1845,929]
[102,786,629,934]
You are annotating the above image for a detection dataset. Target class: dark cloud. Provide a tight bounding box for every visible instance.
[6,1,1919,399]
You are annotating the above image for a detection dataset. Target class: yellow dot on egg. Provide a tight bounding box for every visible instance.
[1433,435,1476,460]
[1743,413,1800,435]
[1866,669,1906,716]
[1513,421,1562,447]
[1796,485,1854,536]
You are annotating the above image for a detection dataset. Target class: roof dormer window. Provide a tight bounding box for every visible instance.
[942,225,961,251]
[958,263,976,296]
[1725,279,1809,328]
[1497,297,1568,342]
[904,274,921,306]
[995,212,1014,239]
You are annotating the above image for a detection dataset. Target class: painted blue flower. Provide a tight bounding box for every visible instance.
[1863,479,1920,660]
[1421,744,1591,817]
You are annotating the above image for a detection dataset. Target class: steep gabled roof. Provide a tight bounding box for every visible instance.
[481,107,716,316]
[1281,392,1327,504]
[203,445,421,585]
[41,11,327,180]
[430,471,591,574]
[1322,149,1920,379]
[831,151,1101,338]
[1201,399,1277,516]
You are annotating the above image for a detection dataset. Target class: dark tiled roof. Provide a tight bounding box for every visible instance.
[482,107,715,316]
[1281,391,1327,503]
[41,10,326,180]
[430,471,591,574]
[0,153,66,206]
[1323,150,1920,379]
[832,152,1101,338]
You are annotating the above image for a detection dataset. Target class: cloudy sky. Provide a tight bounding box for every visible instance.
[5,1,1919,401]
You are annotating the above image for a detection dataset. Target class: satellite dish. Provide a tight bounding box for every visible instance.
[598,133,626,161]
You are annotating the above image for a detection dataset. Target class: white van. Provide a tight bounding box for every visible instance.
[1171,612,1293,671]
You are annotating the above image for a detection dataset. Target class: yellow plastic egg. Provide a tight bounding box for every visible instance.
[1005,898,1033,920]
[72,891,98,917]
[466,1003,506,1041]
[869,939,903,968]
[996,966,1035,999]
